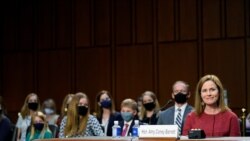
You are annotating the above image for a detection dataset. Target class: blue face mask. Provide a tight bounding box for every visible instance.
[121,112,134,122]
[100,99,112,108]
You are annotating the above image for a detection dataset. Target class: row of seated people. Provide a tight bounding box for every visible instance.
[0,74,250,141]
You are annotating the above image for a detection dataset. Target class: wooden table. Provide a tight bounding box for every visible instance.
[34,136,250,141]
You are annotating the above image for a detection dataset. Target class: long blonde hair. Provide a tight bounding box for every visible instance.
[64,92,90,137]
[20,93,40,118]
[194,74,229,116]
[60,94,74,117]
[139,91,160,120]
[29,111,51,140]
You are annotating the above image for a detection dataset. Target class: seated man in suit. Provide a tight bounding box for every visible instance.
[157,81,193,135]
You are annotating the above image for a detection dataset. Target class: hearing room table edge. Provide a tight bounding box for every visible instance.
[34,136,250,141]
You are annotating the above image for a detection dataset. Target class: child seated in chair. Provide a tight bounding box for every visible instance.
[119,98,139,136]
[26,111,52,141]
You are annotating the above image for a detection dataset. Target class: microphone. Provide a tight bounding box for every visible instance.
[160,99,173,111]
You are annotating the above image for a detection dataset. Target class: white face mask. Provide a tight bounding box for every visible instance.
[44,108,54,115]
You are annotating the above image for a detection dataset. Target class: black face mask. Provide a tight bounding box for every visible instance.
[78,106,88,116]
[174,92,188,104]
[143,102,156,111]
[0,109,2,115]
[28,102,38,111]
[34,123,44,131]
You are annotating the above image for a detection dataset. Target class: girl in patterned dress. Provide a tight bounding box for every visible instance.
[59,92,104,138]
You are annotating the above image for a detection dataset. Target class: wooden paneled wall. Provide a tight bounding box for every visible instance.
[1,0,250,122]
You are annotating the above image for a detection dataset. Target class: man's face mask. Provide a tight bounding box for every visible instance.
[174,92,188,104]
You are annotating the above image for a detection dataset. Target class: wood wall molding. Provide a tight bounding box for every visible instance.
[1,0,249,121]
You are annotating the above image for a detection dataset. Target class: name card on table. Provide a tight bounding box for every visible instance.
[139,125,178,138]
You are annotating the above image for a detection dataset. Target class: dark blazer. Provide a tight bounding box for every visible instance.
[97,112,122,136]
[157,104,193,134]
[141,112,159,125]
[0,115,12,141]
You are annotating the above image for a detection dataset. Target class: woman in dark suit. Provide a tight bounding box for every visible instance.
[95,90,121,136]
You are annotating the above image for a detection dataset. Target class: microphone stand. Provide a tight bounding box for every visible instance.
[160,99,173,111]
[241,108,246,136]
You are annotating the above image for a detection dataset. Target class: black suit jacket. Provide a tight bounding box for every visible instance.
[97,112,122,136]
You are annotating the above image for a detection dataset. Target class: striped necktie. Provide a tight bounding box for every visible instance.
[122,123,129,136]
[175,108,182,135]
